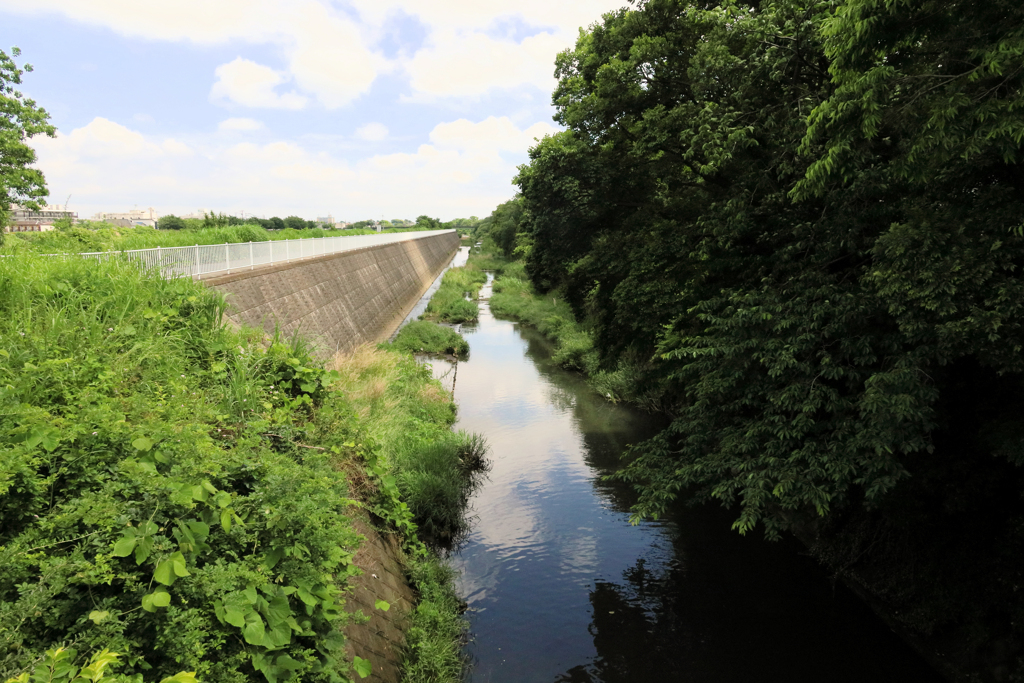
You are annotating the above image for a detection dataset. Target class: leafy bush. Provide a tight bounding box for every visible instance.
[0,256,369,683]
[386,321,469,356]
[0,255,482,683]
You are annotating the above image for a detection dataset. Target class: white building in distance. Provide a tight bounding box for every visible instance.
[4,204,77,233]
[92,207,158,228]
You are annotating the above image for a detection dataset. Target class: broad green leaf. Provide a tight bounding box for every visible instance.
[242,612,266,646]
[353,656,372,679]
[224,606,246,628]
[170,551,190,577]
[87,610,110,624]
[158,672,199,683]
[264,592,291,627]
[112,534,137,557]
[153,559,177,586]
[296,587,317,607]
[134,535,155,565]
[220,509,232,533]
[150,587,171,607]
[374,599,390,612]
[274,654,304,671]
[132,436,154,451]
[187,520,210,541]
[262,546,285,570]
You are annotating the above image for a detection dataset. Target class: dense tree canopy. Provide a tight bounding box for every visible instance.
[515,0,1024,540]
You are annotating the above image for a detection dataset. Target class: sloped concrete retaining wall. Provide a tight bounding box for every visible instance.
[202,231,459,355]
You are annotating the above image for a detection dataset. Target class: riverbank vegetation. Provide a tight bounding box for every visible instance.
[0,255,472,683]
[422,267,486,324]
[386,320,469,357]
[481,0,1024,677]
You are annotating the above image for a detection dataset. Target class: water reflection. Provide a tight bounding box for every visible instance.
[430,281,940,683]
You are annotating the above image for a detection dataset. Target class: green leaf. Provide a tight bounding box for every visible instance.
[353,656,372,679]
[374,599,390,612]
[296,587,318,607]
[242,611,266,646]
[264,592,291,627]
[112,533,137,557]
[134,534,155,565]
[274,654,304,671]
[263,546,285,570]
[220,509,232,533]
[87,610,110,624]
[224,606,246,628]
[151,587,171,607]
[170,551,190,578]
[132,436,154,451]
[153,559,177,586]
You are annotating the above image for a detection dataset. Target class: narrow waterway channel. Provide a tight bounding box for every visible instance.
[425,261,943,683]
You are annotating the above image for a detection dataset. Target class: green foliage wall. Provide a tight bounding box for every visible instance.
[515,0,1024,671]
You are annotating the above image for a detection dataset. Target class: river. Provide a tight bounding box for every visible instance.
[423,254,941,683]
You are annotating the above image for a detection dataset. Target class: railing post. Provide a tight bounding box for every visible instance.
[270,240,274,265]
[194,244,199,278]
[249,241,254,270]
[157,246,162,277]
[225,243,230,273]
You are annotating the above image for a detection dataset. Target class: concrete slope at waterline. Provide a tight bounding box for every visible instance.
[203,231,460,356]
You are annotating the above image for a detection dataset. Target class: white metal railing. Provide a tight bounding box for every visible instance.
[45,230,455,279]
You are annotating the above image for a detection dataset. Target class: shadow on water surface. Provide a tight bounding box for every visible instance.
[436,295,942,683]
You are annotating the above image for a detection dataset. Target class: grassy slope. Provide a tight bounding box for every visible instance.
[0,256,469,683]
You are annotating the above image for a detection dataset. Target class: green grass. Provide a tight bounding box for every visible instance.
[0,255,476,683]
[422,267,487,324]
[0,223,428,255]
[385,320,469,356]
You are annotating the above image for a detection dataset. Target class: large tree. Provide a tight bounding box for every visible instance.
[0,47,55,243]
[517,0,1024,671]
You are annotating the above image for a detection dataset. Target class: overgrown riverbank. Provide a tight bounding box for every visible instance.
[473,238,1023,680]
[0,255,476,683]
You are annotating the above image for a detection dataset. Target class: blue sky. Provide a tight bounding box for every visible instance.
[2,0,624,221]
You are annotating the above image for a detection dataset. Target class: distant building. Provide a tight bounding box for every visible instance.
[92,207,158,228]
[334,221,351,229]
[179,210,210,220]
[315,214,334,227]
[4,204,77,233]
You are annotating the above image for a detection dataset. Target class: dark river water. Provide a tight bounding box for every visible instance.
[424,256,941,683]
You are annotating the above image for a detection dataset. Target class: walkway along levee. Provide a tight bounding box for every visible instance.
[201,230,460,356]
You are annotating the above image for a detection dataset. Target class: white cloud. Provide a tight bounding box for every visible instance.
[356,123,389,141]
[1,0,624,103]
[404,31,564,99]
[210,58,308,110]
[30,116,553,219]
[2,0,380,109]
[430,116,557,153]
[218,117,265,132]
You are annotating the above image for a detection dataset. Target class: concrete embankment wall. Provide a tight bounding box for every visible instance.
[202,231,459,355]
